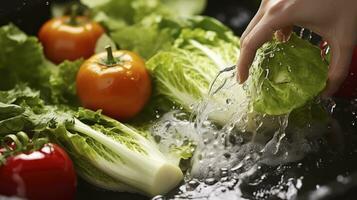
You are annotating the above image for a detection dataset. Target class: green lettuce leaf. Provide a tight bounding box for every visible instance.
[146,19,240,111]
[111,15,238,60]
[0,24,52,91]
[81,0,207,30]
[0,86,186,196]
[81,0,172,31]
[161,0,207,17]
[0,24,84,106]
[49,59,83,106]
[110,16,178,59]
[249,34,328,115]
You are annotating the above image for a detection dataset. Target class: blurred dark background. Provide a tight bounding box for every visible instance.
[0,0,260,36]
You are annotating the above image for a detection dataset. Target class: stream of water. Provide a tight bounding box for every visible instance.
[147,65,356,200]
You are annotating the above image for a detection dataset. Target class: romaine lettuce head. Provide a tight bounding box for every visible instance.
[0,86,186,197]
[249,33,328,115]
[146,21,240,111]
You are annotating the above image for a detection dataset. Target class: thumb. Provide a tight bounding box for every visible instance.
[322,41,354,97]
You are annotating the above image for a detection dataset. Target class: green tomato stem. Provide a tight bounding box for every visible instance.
[69,4,79,26]
[106,45,116,65]
[0,132,49,166]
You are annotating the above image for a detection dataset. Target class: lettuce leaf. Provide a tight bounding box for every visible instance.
[49,59,83,106]
[0,86,187,196]
[0,24,86,106]
[249,34,328,115]
[81,0,172,32]
[0,24,52,91]
[161,0,207,17]
[146,18,240,111]
[81,0,207,27]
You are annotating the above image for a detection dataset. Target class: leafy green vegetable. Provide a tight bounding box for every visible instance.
[161,0,207,17]
[0,24,52,91]
[0,86,186,196]
[146,19,240,111]
[49,59,83,106]
[111,15,238,60]
[249,34,328,115]
[81,0,172,32]
[81,0,207,29]
[111,17,177,59]
[84,0,212,60]
[0,24,86,106]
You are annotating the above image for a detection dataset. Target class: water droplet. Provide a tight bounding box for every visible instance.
[220,167,229,177]
[186,179,200,191]
[299,28,305,38]
[152,195,165,200]
[224,152,231,159]
[336,175,350,184]
[231,162,243,172]
[204,178,217,185]
[154,135,161,143]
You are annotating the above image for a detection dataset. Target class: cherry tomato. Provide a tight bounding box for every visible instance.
[76,46,152,120]
[38,16,104,64]
[0,143,77,200]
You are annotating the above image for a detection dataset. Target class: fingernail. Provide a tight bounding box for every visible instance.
[236,73,241,83]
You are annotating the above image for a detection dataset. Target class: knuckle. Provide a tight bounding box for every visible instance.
[241,38,255,53]
[267,0,290,15]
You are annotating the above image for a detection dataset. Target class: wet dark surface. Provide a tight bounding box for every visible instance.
[74,98,357,200]
[1,0,357,200]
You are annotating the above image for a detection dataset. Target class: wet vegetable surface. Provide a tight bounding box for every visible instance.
[77,1,357,200]
[1,1,357,200]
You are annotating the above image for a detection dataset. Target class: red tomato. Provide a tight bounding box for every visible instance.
[0,143,77,200]
[38,16,104,64]
[334,47,357,98]
[76,47,152,120]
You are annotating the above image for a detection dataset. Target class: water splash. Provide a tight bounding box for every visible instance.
[150,67,340,200]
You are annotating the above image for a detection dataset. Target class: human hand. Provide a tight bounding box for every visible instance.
[236,0,357,96]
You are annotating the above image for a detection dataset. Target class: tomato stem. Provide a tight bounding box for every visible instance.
[0,132,49,166]
[106,45,116,65]
[69,4,79,26]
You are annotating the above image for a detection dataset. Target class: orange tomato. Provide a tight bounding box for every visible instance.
[38,16,104,64]
[76,47,152,120]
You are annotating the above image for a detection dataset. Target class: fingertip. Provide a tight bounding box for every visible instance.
[239,71,248,84]
[236,59,249,84]
[320,87,334,99]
